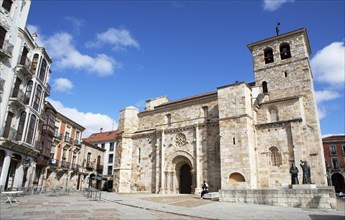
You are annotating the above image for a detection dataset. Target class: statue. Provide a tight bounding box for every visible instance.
[290,162,299,185]
[300,160,311,184]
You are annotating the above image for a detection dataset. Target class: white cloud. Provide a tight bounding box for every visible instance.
[317,107,326,120]
[86,28,139,51]
[311,41,345,87]
[52,78,74,92]
[44,32,120,76]
[315,90,340,103]
[64,16,85,33]
[47,98,117,138]
[263,0,294,11]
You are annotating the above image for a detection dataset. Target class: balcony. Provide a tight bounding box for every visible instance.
[0,79,4,94]
[96,165,104,173]
[64,136,72,144]
[34,141,42,151]
[53,132,62,142]
[9,90,25,108]
[16,57,34,77]
[60,160,71,170]
[71,163,80,172]
[2,127,20,142]
[85,161,94,169]
[0,40,14,59]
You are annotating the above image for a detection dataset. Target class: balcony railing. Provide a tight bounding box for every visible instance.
[61,160,70,169]
[74,139,81,146]
[0,78,4,93]
[17,57,34,76]
[85,161,94,169]
[64,136,72,144]
[96,165,103,172]
[10,90,25,105]
[0,40,14,58]
[54,132,62,140]
[2,127,21,141]
[71,163,80,171]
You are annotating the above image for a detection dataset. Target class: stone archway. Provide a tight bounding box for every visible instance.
[165,150,194,194]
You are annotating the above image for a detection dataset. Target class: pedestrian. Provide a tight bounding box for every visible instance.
[201,180,209,199]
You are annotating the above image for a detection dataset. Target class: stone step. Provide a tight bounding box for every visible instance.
[203,192,219,201]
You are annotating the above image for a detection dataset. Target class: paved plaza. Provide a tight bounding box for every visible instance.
[0,191,344,220]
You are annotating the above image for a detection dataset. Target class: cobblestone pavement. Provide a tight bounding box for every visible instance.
[0,191,344,220]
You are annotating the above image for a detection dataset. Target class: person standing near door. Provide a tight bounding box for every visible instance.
[201,180,209,199]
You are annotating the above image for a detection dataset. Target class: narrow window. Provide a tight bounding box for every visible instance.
[19,47,29,65]
[138,148,141,164]
[26,114,37,144]
[332,158,339,169]
[262,81,268,93]
[342,145,345,154]
[166,113,171,126]
[264,47,274,64]
[108,166,113,175]
[0,26,7,48]
[24,80,33,105]
[233,137,236,145]
[33,84,42,110]
[284,71,288,77]
[86,152,91,167]
[31,54,39,73]
[330,145,337,155]
[2,0,13,12]
[202,106,209,118]
[17,111,26,141]
[280,43,291,60]
[270,147,282,166]
[108,154,114,163]
[39,59,47,82]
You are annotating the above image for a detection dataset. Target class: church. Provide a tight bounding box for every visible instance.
[112,28,327,194]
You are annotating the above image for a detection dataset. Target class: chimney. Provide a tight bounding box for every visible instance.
[100,128,103,133]
[32,33,38,42]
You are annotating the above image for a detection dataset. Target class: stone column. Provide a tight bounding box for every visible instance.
[160,130,165,193]
[0,152,12,190]
[176,171,180,193]
[164,171,168,193]
[195,123,201,193]
[190,169,196,194]
[171,172,176,194]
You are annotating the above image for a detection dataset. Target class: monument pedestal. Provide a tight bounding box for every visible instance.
[292,184,316,189]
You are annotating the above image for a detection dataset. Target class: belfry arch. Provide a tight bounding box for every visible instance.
[165,151,195,194]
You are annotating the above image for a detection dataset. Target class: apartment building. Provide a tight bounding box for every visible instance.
[0,0,53,191]
[83,130,117,176]
[45,113,85,190]
[323,135,345,193]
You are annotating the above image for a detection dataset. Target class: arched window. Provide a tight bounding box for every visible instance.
[229,173,245,182]
[264,47,274,64]
[269,108,278,122]
[262,81,268,93]
[38,58,47,82]
[17,111,27,141]
[31,54,39,73]
[280,43,291,60]
[33,84,42,110]
[26,114,36,144]
[166,113,171,126]
[24,80,33,105]
[269,147,282,166]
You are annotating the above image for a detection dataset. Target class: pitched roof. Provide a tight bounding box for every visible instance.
[83,130,117,143]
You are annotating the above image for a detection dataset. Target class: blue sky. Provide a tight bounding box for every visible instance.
[26,0,344,137]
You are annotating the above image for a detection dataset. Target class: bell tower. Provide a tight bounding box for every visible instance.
[247,28,327,186]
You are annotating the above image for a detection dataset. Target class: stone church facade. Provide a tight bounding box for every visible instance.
[113,28,327,194]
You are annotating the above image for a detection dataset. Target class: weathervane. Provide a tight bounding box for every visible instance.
[276,22,280,36]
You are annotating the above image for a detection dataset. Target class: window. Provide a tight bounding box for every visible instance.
[166,114,171,126]
[269,108,278,122]
[202,106,209,118]
[270,147,282,166]
[2,0,13,12]
[101,143,105,149]
[33,85,42,110]
[109,142,114,151]
[332,158,339,169]
[107,166,113,175]
[330,145,337,155]
[86,152,91,166]
[0,26,7,49]
[19,47,29,65]
[264,47,274,64]
[31,54,39,73]
[38,59,47,82]
[24,80,33,105]
[17,111,26,141]
[262,81,268,93]
[108,154,113,163]
[342,145,345,154]
[26,114,36,144]
[65,132,70,142]
[280,43,291,60]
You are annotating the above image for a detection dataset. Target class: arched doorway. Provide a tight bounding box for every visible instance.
[179,164,192,194]
[331,173,345,193]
